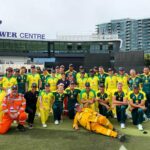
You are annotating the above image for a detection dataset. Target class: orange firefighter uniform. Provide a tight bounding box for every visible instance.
[0,93,27,134]
[73,107,117,138]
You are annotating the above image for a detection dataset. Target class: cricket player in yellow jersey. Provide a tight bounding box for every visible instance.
[80,82,97,111]
[39,83,54,127]
[77,71,88,90]
[117,67,129,93]
[0,90,6,122]
[27,65,41,91]
[76,66,88,80]
[73,103,125,142]
[46,70,59,92]
[87,69,99,91]
[105,68,117,116]
[1,67,17,94]
[55,66,62,79]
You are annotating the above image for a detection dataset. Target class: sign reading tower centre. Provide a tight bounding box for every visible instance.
[0,31,46,40]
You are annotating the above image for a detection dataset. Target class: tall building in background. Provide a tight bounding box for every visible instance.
[96,18,150,53]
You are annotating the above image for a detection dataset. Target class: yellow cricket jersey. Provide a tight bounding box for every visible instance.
[76,72,88,80]
[55,73,62,79]
[0,90,6,121]
[117,74,129,92]
[105,75,117,92]
[73,108,98,130]
[39,90,54,109]
[2,76,17,89]
[27,73,40,90]
[87,76,99,91]
[80,89,96,100]
[77,77,88,90]
[46,77,58,92]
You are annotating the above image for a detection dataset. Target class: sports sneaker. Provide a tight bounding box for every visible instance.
[42,124,47,128]
[28,124,33,129]
[137,124,143,131]
[17,124,26,132]
[117,134,126,142]
[54,120,59,125]
[120,123,126,129]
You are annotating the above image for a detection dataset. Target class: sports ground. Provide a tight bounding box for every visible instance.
[0,116,150,150]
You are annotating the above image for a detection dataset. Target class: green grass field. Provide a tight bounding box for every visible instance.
[0,116,150,150]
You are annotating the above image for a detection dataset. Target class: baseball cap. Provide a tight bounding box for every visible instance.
[85,82,90,87]
[55,66,60,69]
[31,65,35,69]
[36,66,41,70]
[99,83,105,88]
[51,69,56,73]
[89,69,94,73]
[70,81,75,85]
[79,66,84,69]
[12,85,18,90]
[69,64,74,67]
[60,65,65,68]
[58,83,64,86]
[45,83,50,87]
[31,83,37,88]
[6,67,13,72]
[108,68,113,72]
[119,67,125,71]
[132,84,139,89]
[14,68,20,72]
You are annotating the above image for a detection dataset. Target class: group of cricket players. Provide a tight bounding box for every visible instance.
[0,63,150,141]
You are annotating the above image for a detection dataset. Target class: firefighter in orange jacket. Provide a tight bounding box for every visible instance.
[0,85,27,134]
[73,103,125,142]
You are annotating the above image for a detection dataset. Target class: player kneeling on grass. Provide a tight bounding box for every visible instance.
[0,85,27,134]
[96,83,113,118]
[73,103,125,142]
[112,82,128,129]
[39,83,54,128]
[128,84,146,131]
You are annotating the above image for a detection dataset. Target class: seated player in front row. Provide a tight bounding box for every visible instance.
[73,103,125,142]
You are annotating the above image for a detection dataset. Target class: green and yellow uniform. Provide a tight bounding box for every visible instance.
[76,72,88,80]
[77,77,88,90]
[52,91,66,121]
[87,76,99,91]
[65,70,77,79]
[96,91,111,117]
[73,108,117,138]
[117,74,129,93]
[17,74,27,94]
[80,89,96,111]
[98,72,108,84]
[128,91,146,125]
[0,90,6,122]
[55,73,62,80]
[65,88,81,119]
[40,73,51,90]
[46,77,58,92]
[39,90,54,124]
[113,90,128,123]
[128,76,142,91]
[2,75,17,91]
[27,73,40,91]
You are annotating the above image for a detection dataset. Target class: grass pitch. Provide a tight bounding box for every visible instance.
[0,116,150,150]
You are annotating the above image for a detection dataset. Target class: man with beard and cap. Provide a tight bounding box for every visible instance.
[0,85,27,134]
[73,103,125,142]
[76,66,88,80]
[46,69,59,92]
[26,65,41,91]
[128,84,146,131]
[87,69,99,91]
[40,68,51,90]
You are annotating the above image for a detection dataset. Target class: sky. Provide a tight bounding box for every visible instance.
[0,0,150,39]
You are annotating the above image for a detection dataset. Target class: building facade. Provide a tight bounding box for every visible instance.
[96,18,150,52]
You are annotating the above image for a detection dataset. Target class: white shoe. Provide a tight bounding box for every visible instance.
[42,124,47,128]
[54,120,59,125]
[137,124,143,131]
[120,123,126,129]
